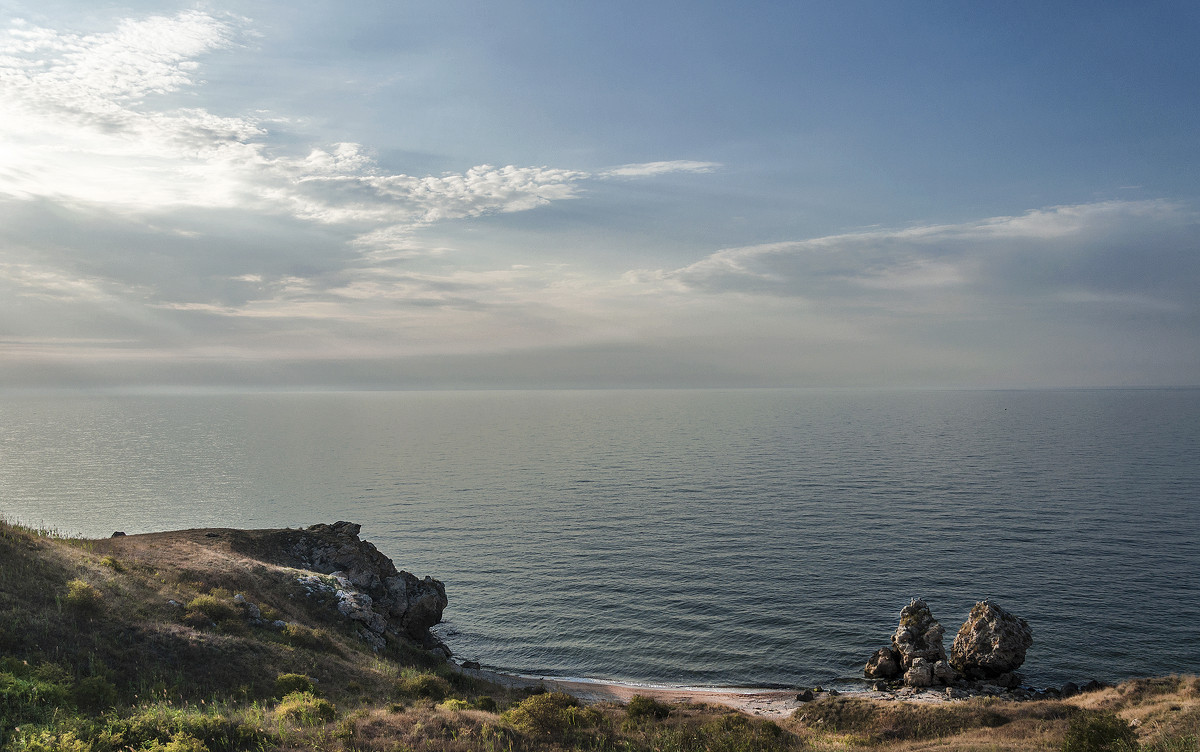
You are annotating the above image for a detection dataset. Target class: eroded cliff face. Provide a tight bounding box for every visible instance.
[246,521,449,653]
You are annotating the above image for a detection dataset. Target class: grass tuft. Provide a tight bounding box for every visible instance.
[277,691,337,725]
[65,579,103,615]
[273,673,316,698]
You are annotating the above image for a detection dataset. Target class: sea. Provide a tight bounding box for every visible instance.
[1,388,1197,690]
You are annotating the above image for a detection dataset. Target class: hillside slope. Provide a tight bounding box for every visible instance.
[1,519,1196,752]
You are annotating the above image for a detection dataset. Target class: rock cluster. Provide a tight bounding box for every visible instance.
[863,598,1032,690]
[256,521,449,654]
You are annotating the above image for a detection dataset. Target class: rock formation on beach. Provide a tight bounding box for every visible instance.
[892,598,947,666]
[950,599,1033,680]
[865,597,1034,691]
[891,598,956,687]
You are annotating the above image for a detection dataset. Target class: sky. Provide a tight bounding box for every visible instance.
[1,1,1198,389]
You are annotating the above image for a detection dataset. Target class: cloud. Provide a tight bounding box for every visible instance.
[0,9,725,365]
[0,11,715,258]
[635,200,1200,316]
[600,160,721,178]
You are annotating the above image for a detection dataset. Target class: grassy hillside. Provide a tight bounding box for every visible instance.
[1,518,1196,752]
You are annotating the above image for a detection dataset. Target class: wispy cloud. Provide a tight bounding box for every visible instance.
[0,11,709,257]
[633,200,1200,315]
[600,160,721,178]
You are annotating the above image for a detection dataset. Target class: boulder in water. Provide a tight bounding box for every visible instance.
[950,600,1032,679]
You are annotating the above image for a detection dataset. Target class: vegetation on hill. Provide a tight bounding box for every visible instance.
[1,517,1197,752]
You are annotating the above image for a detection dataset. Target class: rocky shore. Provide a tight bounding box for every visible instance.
[256,524,1116,710]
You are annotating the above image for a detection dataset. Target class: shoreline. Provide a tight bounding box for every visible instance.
[456,666,981,719]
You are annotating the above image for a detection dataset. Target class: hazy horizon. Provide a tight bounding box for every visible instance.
[3,3,1199,390]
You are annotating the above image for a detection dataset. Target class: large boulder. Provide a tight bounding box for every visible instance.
[892,598,947,669]
[950,600,1032,679]
[864,647,902,679]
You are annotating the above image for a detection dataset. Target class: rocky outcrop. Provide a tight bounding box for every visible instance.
[950,599,1032,679]
[864,647,902,680]
[892,598,947,669]
[252,521,448,652]
[865,598,1035,692]
[862,598,956,687]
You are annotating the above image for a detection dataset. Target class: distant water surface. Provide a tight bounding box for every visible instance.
[1,388,1197,688]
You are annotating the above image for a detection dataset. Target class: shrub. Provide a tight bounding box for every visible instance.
[65,579,103,615]
[15,730,93,752]
[503,692,602,736]
[627,694,671,720]
[71,675,118,711]
[146,733,209,752]
[277,691,337,725]
[474,696,499,712]
[274,673,315,697]
[99,555,125,572]
[0,671,72,741]
[113,707,271,752]
[1063,711,1140,752]
[395,673,452,701]
[438,698,471,711]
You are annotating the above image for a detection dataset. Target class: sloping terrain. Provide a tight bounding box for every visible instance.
[1,518,1196,752]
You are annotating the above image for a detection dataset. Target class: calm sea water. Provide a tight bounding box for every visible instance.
[1,388,1197,689]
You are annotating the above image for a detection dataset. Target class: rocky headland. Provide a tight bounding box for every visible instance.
[233,520,450,655]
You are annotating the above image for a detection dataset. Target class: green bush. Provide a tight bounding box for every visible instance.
[503,692,602,736]
[273,673,315,697]
[15,730,94,752]
[1063,711,1140,752]
[437,698,471,711]
[0,670,72,738]
[474,696,499,712]
[99,556,125,572]
[145,732,210,752]
[109,706,271,752]
[627,694,671,720]
[65,579,103,615]
[277,691,336,725]
[71,675,118,711]
[395,673,452,701]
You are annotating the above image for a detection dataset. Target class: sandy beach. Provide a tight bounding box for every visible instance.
[459,668,956,719]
